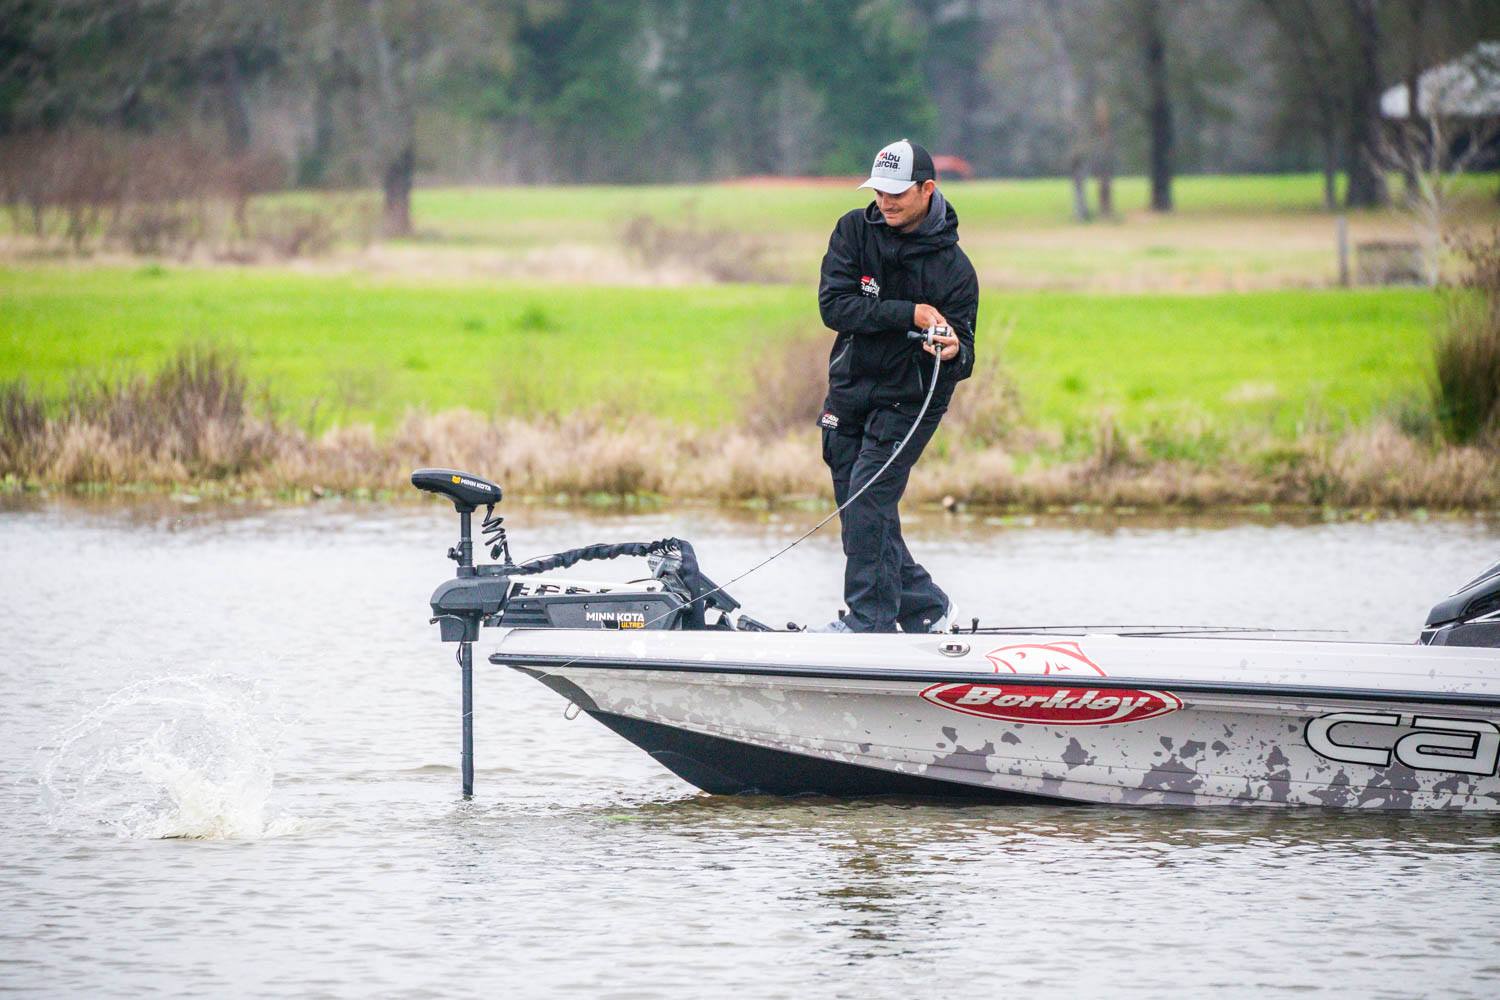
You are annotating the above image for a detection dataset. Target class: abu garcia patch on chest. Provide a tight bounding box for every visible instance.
[860,275,880,297]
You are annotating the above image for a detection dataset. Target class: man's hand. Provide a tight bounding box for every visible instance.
[913,303,946,330]
[923,329,960,361]
[913,304,959,361]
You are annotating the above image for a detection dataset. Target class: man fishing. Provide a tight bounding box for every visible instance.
[812,138,978,634]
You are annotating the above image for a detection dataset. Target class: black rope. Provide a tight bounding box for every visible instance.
[508,537,738,624]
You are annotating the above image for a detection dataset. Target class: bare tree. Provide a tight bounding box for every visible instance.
[1260,0,1345,211]
[325,0,515,236]
[1139,0,1173,212]
[1093,93,1115,217]
[359,0,415,235]
[1398,0,1429,202]
[1344,0,1388,208]
[1040,0,1094,221]
[1033,0,1120,221]
[175,4,284,157]
[1382,45,1500,284]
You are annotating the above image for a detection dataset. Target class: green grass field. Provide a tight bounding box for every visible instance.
[0,263,1438,435]
[9,172,1497,291]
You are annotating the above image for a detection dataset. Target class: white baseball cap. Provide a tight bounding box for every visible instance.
[858,138,937,194]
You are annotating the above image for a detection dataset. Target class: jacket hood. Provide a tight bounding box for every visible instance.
[863,186,958,251]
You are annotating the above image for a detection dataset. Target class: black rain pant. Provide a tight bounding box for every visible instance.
[822,404,949,633]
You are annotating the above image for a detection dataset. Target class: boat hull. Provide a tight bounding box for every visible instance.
[496,631,1500,810]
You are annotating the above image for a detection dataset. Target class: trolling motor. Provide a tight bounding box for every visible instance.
[411,469,510,798]
[413,467,764,796]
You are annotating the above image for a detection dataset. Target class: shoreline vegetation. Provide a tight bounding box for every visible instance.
[3,339,1496,513]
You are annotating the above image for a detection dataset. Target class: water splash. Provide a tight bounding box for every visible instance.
[40,674,303,840]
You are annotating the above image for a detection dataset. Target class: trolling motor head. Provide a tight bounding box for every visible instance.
[412,468,502,514]
[411,467,510,571]
[412,468,511,641]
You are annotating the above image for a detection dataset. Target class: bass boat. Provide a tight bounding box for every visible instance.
[414,468,1500,811]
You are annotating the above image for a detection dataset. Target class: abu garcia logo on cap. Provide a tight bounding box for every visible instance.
[874,150,902,172]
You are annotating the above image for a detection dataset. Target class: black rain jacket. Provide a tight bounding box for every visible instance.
[817,191,978,424]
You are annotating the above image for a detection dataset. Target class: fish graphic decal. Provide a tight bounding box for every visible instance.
[985,641,1107,676]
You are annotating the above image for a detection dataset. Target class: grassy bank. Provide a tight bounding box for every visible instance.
[1,264,1437,435]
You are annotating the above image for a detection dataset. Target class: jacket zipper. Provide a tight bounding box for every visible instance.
[829,339,851,371]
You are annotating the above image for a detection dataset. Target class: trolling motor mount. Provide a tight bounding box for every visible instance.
[413,468,511,642]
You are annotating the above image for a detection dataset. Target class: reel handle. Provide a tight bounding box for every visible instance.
[907,325,950,346]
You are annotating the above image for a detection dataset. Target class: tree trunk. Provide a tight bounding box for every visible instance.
[364,0,415,236]
[1401,1,1425,202]
[1041,0,1092,222]
[1400,72,1421,202]
[219,50,252,157]
[1093,94,1114,218]
[1070,156,1090,222]
[303,74,336,187]
[1142,0,1173,213]
[1320,117,1338,211]
[382,142,413,236]
[1344,0,1388,209]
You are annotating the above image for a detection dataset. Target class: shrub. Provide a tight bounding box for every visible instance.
[0,129,361,261]
[1432,232,1500,446]
[0,347,285,485]
[621,202,777,282]
[0,381,47,475]
[742,332,831,436]
[944,359,1023,447]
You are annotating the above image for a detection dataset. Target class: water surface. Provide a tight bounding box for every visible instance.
[3,499,1498,998]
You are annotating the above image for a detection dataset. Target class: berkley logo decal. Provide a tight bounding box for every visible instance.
[986,641,1105,676]
[920,683,1183,726]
